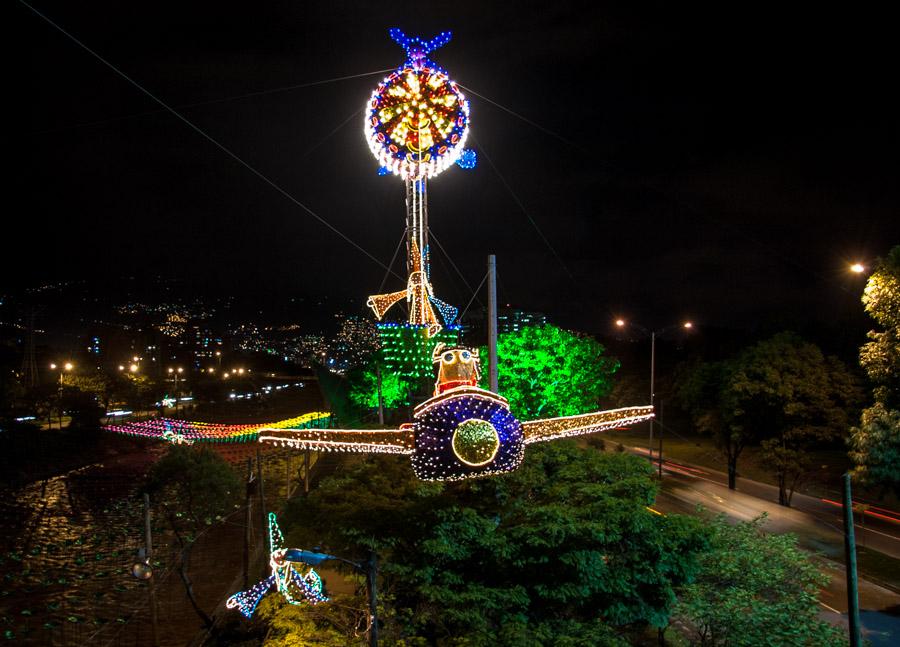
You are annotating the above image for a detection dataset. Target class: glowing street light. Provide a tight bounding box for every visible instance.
[167,367,185,416]
[49,362,74,429]
[613,319,694,470]
[850,263,865,274]
[130,363,139,373]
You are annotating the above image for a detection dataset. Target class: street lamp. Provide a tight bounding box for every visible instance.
[167,367,184,416]
[850,263,865,274]
[49,362,74,429]
[614,319,693,468]
[287,549,379,647]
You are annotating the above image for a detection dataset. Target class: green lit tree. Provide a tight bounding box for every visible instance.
[676,515,846,647]
[347,361,409,411]
[850,245,900,496]
[482,324,619,419]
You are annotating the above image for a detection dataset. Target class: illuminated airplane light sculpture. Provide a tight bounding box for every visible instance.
[258,347,654,481]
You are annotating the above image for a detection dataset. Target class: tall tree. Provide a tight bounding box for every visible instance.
[676,334,862,498]
[274,443,706,645]
[676,515,846,647]
[675,359,749,490]
[482,324,619,419]
[850,245,900,495]
[146,445,242,627]
[730,333,861,506]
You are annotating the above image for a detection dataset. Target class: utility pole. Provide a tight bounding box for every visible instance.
[648,331,656,463]
[143,493,160,647]
[256,447,268,556]
[658,399,664,478]
[487,254,498,393]
[243,458,253,590]
[842,473,861,647]
[304,449,310,494]
[376,363,385,426]
[367,551,378,647]
[285,453,291,500]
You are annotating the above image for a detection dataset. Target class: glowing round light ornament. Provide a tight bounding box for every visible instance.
[365,29,471,180]
[452,418,500,466]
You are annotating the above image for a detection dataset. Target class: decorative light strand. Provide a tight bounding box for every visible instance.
[522,406,655,444]
[105,411,332,443]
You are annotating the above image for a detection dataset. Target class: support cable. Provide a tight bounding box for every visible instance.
[376,230,407,294]
[19,0,402,279]
[459,271,489,321]
[429,229,479,302]
[474,134,574,281]
[459,84,587,154]
[30,68,393,136]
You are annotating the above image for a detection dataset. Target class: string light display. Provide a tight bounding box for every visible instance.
[227,513,327,618]
[431,344,480,395]
[521,406,655,444]
[104,411,331,443]
[378,323,460,380]
[365,30,469,181]
[455,148,477,169]
[258,347,654,481]
[259,428,415,455]
[366,29,473,338]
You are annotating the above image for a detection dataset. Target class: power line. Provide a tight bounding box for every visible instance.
[429,229,479,301]
[460,271,489,321]
[19,0,402,280]
[376,230,407,295]
[474,134,575,281]
[459,84,588,154]
[29,68,393,136]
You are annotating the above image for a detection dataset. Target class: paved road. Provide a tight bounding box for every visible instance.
[634,450,900,643]
[634,447,900,559]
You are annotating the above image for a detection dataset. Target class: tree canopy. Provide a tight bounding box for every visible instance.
[347,361,409,411]
[482,324,620,419]
[850,245,900,495]
[730,333,861,505]
[676,515,846,647]
[676,333,861,500]
[274,443,706,645]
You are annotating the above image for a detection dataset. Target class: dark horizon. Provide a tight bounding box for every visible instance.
[8,1,898,336]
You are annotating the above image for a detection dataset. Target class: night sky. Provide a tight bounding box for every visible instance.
[9,1,898,337]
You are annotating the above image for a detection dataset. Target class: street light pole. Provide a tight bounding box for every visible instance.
[649,331,656,464]
[615,320,692,467]
[287,549,379,645]
[144,493,160,647]
[367,551,378,647]
[842,473,862,647]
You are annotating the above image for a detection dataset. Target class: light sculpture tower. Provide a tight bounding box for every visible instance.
[365,29,476,379]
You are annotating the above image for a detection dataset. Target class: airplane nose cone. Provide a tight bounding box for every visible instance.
[452,419,500,466]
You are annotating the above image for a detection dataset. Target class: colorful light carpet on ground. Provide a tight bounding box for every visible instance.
[104,412,332,443]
